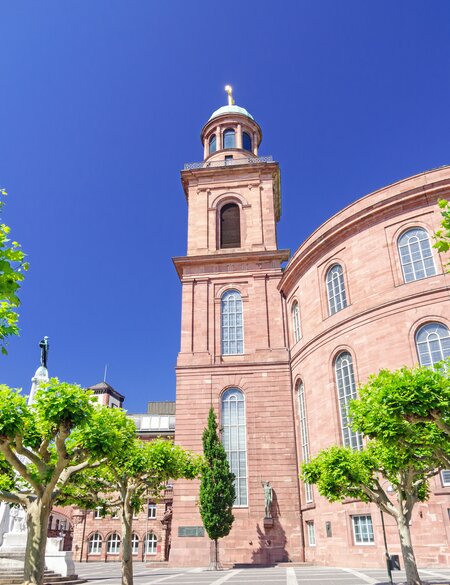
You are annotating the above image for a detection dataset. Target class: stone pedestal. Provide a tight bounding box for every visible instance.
[0,535,75,577]
[0,531,26,570]
[45,537,76,577]
[263,517,274,529]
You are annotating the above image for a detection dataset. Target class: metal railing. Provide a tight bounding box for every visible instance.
[183,155,273,171]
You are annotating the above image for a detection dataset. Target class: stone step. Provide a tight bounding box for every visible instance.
[276,562,314,567]
[0,575,85,585]
[0,572,56,578]
[0,571,56,575]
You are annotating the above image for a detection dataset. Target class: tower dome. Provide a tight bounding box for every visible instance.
[200,86,262,161]
[208,104,254,121]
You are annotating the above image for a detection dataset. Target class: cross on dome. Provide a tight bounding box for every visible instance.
[225,85,235,106]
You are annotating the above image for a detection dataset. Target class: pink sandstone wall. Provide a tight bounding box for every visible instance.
[281,166,450,568]
[170,140,303,566]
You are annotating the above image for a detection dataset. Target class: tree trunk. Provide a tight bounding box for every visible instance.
[23,499,51,585]
[121,504,134,585]
[212,539,219,570]
[396,513,422,585]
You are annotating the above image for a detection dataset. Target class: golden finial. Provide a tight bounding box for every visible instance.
[225,85,235,106]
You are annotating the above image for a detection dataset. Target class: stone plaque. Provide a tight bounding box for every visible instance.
[178,526,205,537]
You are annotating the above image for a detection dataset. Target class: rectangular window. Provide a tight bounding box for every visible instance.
[352,515,374,545]
[306,521,316,546]
[148,503,157,519]
[94,507,102,519]
[441,470,450,487]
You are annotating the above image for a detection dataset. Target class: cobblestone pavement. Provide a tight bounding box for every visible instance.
[75,562,450,585]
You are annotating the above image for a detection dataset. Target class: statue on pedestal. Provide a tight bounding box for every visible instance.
[262,481,273,519]
[39,336,49,369]
[28,336,50,406]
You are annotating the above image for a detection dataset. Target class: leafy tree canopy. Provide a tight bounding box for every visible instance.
[0,188,28,354]
[0,380,137,585]
[61,437,201,585]
[434,198,450,258]
[350,364,450,466]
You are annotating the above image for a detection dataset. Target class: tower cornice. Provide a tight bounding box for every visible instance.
[172,249,290,279]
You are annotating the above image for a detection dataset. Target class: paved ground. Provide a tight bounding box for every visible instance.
[75,562,450,585]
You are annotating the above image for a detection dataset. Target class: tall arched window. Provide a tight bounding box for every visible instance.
[398,227,436,283]
[326,264,347,315]
[221,388,247,506]
[335,352,363,451]
[88,533,102,555]
[131,533,139,555]
[223,128,236,149]
[221,290,244,355]
[220,203,241,248]
[416,322,450,367]
[292,301,301,344]
[107,533,121,554]
[242,131,252,151]
[145,532,157,555]
[209,134,217,154]
[297,381,313,503]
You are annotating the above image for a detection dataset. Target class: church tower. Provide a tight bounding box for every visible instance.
[170,88,303,566]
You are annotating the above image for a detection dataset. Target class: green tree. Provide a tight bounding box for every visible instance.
[0,188,28,354]
[303,367,447,585]
[434,199,450,262]
[62,438,200,585]
[199,407,235,570]
[0,380,135,585]
[351,364,450,466]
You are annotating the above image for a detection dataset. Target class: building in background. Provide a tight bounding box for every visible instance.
[67,93,450,569]
[70,398,174,563]
[169,91,450,568]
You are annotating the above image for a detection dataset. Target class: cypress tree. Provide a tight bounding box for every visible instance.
[199,407,235,570]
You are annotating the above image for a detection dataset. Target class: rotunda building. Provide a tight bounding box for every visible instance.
[280,166,450,567]
[171,88,450,569]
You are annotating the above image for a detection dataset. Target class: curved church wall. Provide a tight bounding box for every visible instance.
[280,166,450,567]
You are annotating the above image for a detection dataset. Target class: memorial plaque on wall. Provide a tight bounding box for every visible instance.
[178,526,205,537]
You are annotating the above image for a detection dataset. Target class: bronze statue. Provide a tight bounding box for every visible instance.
[262,481,273,519]
[39,336,49,369]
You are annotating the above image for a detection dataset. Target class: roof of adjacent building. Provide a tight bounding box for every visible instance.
[208,104,254,121]
[88,381,125,401]
[147,401,175,415]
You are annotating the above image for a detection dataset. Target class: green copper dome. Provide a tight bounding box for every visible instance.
[208,104,254,121]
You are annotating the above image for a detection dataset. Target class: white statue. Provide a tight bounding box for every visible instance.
[9,507,26,534]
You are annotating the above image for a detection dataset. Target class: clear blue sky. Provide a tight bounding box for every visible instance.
[1,1,449,412]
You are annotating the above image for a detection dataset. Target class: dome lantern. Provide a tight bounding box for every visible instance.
[201,86,262,161]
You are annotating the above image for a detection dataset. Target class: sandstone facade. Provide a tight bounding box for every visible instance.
[169,97,450,568]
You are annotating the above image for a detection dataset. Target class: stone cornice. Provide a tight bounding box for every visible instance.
[280,166,450,294]
[172,249,290,279]
[290,284,450,365]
